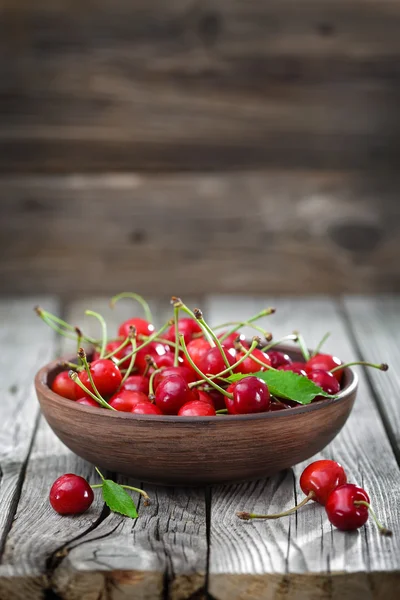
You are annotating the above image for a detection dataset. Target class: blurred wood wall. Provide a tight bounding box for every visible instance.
[1,0,399,295]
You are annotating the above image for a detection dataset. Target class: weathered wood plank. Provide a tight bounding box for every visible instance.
[1,171,400,296]
[1,1,400,171]
[343,296,400,459]
[205,296,400,600]
[0,297,208,600]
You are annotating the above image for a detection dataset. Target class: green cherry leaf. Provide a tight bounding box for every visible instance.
[102,479,138,518]
[226,370,337,405]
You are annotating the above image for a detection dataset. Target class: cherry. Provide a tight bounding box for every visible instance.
[76,396,99,407]
[308,369,341,395]
[218,331,245,350]
[109,390,149,412]
[49,474,94,515]
[153,366,197,390]
[165,318,202,344]
[52,371,77,400]
[120,375,149,395]
[118,317,154,339]
[178,400,216,417]
[204,388,226,410]
[77,359,122,398]
[101,340,132,368]
[226,376,270,415]
[235,348,271,374]
[131,402,163,416]
[182,338,211,372]
[269,400,292,411]
[155,375,197,415]
[268,351,292,369]
[278,363,308,377]
[197,390,215,407]
[131,342,169,374]
[307,353,343,383]
[300,460,347,505]
[198,346,236,377]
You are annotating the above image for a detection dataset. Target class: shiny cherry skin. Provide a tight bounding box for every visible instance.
[130,341,169,374]
[178,400,216,417]
[308,369,341,395]
[118,317,154,339]
[76,396,99,407]
[155,375,197,415]
[120,375,149,395]
[300,459,347,505]
[52,371,77,400]
[49,474,94,515]
[269,400,292,411]
[307,353,343,383]
[182,338,211,372]
[278,362,308,377]
[109,390,149,412]
[226,376,270,415]
[76,359,122,398]
[197,390,215,406]
[165,318,202,344]
[198,346,236,377]
[268,351,292,369]
[235,348,271,374]
[325,484,370,531]
[205,389,226,410]
[131,402,163,415]
[153,366,197,390]
[218,331,245,350]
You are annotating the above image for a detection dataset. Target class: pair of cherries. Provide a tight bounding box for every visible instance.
[237,459,392,535]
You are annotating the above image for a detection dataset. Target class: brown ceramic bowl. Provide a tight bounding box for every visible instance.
[35,347,358,486]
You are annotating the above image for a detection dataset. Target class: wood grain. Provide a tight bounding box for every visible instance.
[1,171,400,296]
[205,296,400,599]
[1,1,400,171]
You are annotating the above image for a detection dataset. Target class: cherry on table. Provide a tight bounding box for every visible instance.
[300,459,347,505]
[76,359,122,398]
[52,371,77,400]
[308,369,341,395]
[155,375,197,415]
[49,474,94,515]
[307,353,343,382]
[268,351,292,369]
[109,390,149,412]
[120,375,149,395]
[178,400,216,417]
[226,376,270,415]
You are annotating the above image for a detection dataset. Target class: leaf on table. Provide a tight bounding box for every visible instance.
[102,479,138,518]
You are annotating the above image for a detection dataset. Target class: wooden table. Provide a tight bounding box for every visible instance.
[0,295,399,600]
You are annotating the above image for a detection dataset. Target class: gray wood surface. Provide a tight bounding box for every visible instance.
[1,171,400,296]
[205,296,400,600]
[1,1,400,171]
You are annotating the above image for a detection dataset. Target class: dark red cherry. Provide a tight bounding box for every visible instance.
[76,359,122,398]
[218,331,245,350]
[49,474,94,515]
[52,371,77,400]
[178,400,216,417]
[308,369,341,395]
[307,353,343,383]
[226,376,270,415]
[269,400,293,411]
[182,338,211,372]
[278,362,308,377]
[204,388,226,410]
[165,318,202,344]
[153,366,197,390]
[268,351,292,369]
[198,346,236,377]
[325,484,369,531]
[118,317,154,339]
[109,390,149,412]
[300,459,347,505]
[120,375,149,395]
[155,375,197,415]
[131,402,163,415]
[197,390,215,406]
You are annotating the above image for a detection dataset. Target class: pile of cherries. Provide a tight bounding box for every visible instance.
[237,459,392,536]
[37,293,387,417]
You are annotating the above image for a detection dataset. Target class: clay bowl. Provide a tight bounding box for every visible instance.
[35,346,358,486]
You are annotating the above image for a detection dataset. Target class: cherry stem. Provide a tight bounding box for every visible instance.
[216,408,228,414]
[35,307,97,344]
[216,308,275,342]
[293,331,310,362]
[237,492,315,520]
[117,321,172,366]
[353,501,392,536]
[143,355,157,378]
[59,360,82,371]
[236,341,278,371]
[331,361,389,373]
[91,483,151,506]
[103,334,131,360]
[69,370,115,411]
[311,332,331,357]
[78,348,115,409]
[173,305,180,367]
[195,309,234,374]
[35,309,79,341]
[110,292,153,323]
[189,339,259,388]
[179,334,233,398]
[261,334,298,353]
[149,367,165,396]
[120,332,137,386]
[75,327,83,363]
[85,310,107,359]
[173,298,215,347]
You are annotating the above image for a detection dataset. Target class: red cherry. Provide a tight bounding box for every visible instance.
[131,402,163,415]
[278,362,308,377]
[153,366,197,390]
[131,342,169,374]
[197,390,215,406]
[206,389,226,410]
[198,346,236,377]
[76,359,122,398]
[178,400,216,417]
[120,375,149,395]
[52,371,77,400]
[218,331,245,350]
[269,400,292,411]
[307,353,343,383]
[325,484,369,531]
[155,375,197,415]
[118,317,154,339]
[165,318,202,344]
[268,351,292,369]
[300,460,347,505]
[182,338,211,372]
[109,390,149,412]
[226,376,270,415]
[49,474,94,515]
[235,348,271,374]
[308,369,341,395]
[76,396,99,408]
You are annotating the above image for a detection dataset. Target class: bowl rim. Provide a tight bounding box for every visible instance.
[35,344,358,424]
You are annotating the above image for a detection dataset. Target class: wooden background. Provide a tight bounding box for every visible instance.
[1,0,400,295]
